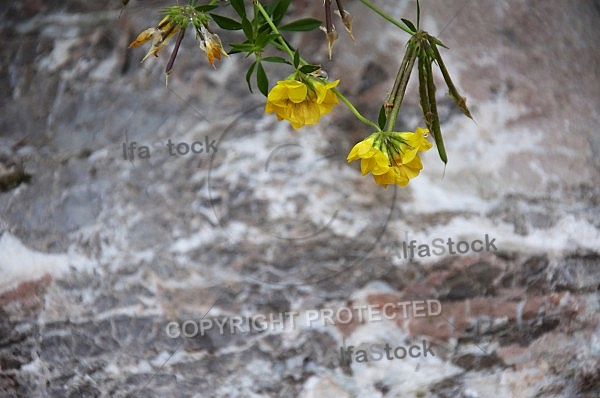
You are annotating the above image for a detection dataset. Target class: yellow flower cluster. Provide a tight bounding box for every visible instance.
[265,78,339,129]
[347,127,432,187]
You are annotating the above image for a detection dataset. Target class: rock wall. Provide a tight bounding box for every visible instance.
[0,0,599,397]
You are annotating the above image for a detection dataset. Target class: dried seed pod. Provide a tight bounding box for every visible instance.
[418,53,433,131]
[384,44,417,131]
[427,34,473,120]
[424,47,447,164]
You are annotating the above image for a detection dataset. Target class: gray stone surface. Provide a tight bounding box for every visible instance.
[1,0,599,397]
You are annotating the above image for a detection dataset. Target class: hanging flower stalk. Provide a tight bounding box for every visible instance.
[347,0,473,187]
[347,39,431,188]
[127,0,472,188]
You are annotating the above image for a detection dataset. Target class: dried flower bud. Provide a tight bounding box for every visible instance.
[336,9,354,41]
[320,26,338,60]
[129,15,180,63]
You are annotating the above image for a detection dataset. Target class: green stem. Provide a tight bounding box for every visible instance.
[254,1,296,61]
[333,88,381,131]
[257,1,378,130]
[359,0,413,35]
[256,1,314,67]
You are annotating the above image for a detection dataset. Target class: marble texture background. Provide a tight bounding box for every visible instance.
[0,0,599,397]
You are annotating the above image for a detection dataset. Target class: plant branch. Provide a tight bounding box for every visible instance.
[359,0,413,35]
[333,88,381,131]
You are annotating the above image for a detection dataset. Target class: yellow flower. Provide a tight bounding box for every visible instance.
[346,134,390,176]
[265,78,340,129]
[347,127,432,188]
[373,155,424,188]
[129,16,180,63]
[393,127,432,163]
[197,25,228,67]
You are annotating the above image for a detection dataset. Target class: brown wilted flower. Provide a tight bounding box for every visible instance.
[129,15,180,63]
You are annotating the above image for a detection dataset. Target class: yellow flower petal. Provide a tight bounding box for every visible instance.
[313,79,339,104]
[286,82,308,104]
[265,77,338,129]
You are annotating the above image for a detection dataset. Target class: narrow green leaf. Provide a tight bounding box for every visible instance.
[252,1,259,33]
[229,43,255,53]
[210,14,242,30]
[254,31,275,48]
[293,50,300,69]
[230,0,246,19]
[428,35,449,49]
[401,18,416,33]
[194,5,218,13]
[262,56,290,64]
[377,105,387,130]
[245,61,257,93]
[299,64,321,74]
[256,62,269,97]
[280,18,323,32]
[416,0,421,29]
[241,17,253,39]
[272,0,292,26]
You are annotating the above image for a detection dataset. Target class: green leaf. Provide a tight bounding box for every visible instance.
[241,17,253,39]
[245,61,256,93]
[416,0,421,29]
[293,50,300,69]
[429,36,449,49]
[401,18,417,33]
[194,4,218,13]
[377,105,387,130]
[229,43,255,54]
[254,31,278,49]
[210,14,242,30]
[262,56,290,64]
[299,64,320,74]
[230,0,246,19]
[280,18,323,32]
[256,62,269,97]
[272,0,292,26]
